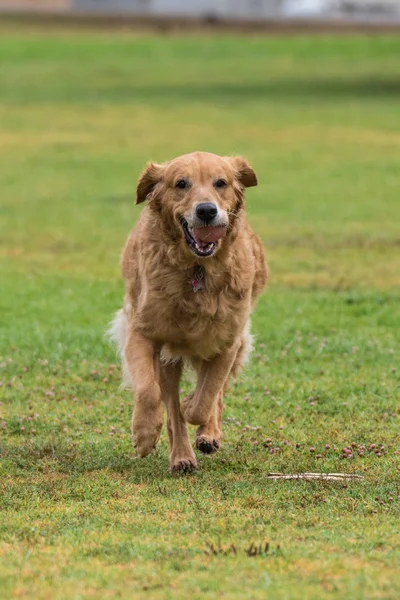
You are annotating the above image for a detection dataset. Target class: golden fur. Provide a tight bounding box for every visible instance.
[110,151,268,472]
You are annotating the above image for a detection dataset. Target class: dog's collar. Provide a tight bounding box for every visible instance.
[192,265,204,293]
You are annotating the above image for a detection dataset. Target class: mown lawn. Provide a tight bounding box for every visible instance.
[0,23,399,599]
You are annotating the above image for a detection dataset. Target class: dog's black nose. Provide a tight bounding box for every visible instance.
[196,203,218,224]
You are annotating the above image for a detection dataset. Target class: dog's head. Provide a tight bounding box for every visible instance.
[136,151,257,260]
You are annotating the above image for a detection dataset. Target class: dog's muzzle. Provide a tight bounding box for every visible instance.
[180,217,227,258]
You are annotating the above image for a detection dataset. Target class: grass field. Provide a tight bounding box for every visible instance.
[0,23,399,599]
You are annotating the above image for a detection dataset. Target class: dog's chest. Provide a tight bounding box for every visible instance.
[136,268,250,355]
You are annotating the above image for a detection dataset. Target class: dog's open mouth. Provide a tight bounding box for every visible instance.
[180,217,226,258]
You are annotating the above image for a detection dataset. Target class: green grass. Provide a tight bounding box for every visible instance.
[0,24,399,599]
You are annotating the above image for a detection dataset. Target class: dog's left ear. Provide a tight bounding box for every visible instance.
[229,156,258,188]
[136,162,164,204]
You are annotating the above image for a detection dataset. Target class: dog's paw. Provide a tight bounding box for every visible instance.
[169,444,197,473]
[132,424,162,458]
[196,435,220,455]
[170,456,197,474]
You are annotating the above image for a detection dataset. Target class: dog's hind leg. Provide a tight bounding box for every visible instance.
[125,330,164,458]
[159,359,197,473]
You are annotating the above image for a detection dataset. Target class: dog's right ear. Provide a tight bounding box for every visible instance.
[136,162,163,204]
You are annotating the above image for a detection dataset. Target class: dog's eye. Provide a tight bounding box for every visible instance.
[176,179,187,189]
[215,179,227,189]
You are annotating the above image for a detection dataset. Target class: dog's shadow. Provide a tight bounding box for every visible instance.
[2,434,220,483]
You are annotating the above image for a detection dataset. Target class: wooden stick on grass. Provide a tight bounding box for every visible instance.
[267,472,364,481]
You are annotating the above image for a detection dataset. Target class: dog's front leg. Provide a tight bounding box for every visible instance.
[194,388,226,454]
[181,341,240,427]
[159,360,197,473]
[125,329,164,457]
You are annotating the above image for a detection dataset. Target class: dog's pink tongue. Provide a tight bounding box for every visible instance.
[193,226,226,243]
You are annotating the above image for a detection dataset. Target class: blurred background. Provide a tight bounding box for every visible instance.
[1,0,400,23]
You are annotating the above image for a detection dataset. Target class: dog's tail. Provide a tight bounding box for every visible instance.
[107,307,132,389]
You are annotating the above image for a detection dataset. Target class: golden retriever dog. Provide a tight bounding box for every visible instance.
[110,151,267,472]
